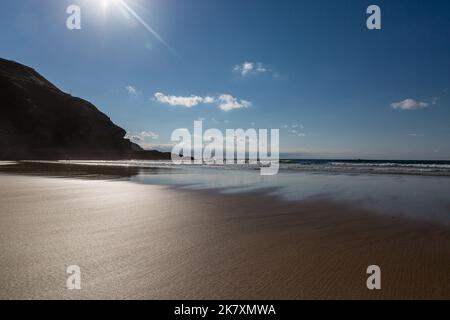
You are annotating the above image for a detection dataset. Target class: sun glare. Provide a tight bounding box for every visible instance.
[100,0,119,10]
[87,0,175,54]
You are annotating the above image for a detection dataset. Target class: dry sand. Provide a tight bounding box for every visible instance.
[0,173,449,299]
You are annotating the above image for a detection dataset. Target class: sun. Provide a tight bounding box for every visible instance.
[86,0,174,53]
[100,0,120,9]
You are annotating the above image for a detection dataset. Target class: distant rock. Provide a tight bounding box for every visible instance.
[0,58,171,160]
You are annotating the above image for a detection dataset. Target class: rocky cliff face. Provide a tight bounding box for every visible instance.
[0,58,168,160]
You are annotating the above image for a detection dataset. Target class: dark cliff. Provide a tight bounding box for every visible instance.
[0,58,170,160]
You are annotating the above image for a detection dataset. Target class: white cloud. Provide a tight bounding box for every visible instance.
[126,85,137,94]
[154,92,251,112]
[139,131,159,139]
[126,131,159,148]
[283,124,306,137]
[203,96,215,104]
[408,133,425,137]
[233,62,269,76]
[283,124,304,130]
[154,92,211,108]
[217,94,252,111]
[234,62,254,75]
[391,99,429,110]
[432,97,439,105]
[256,63,267,73]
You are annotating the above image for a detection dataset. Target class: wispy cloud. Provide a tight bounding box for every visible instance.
[154,92,214,108]
[125,85,137,94]
[154,92,251,111]
[408,133,425,137]
[282,123,306,137]
[391,98,431,110]
[126,131,159,148]
[233,62,269,76]
[431,97,439,105]
[283,124,303,129]
[139,131,159,139]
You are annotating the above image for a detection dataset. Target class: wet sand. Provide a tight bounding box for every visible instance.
[1,173,450,299]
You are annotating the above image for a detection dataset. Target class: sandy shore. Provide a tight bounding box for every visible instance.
[0,173,449,299]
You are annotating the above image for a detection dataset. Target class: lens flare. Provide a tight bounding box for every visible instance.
[118,0,175,54]
[91,0,175,54]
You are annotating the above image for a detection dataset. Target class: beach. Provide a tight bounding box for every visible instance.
[1,170,450,299]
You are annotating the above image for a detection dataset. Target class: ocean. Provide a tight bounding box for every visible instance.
[279,159,450,175]
[23,159,450,176]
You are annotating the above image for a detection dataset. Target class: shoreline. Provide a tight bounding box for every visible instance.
[1,173,450,299]
[3,160,450,178]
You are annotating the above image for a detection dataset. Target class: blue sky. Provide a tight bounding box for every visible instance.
[1,0,449,159]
